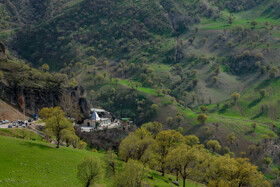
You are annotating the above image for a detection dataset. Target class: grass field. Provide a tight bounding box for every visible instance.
[0,128,43,142]
[0,136,101,187]
[0,135,204,187]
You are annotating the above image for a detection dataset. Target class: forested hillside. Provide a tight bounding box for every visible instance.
[1,0,280,185]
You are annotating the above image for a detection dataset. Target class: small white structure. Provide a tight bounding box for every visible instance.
[81,108,119,132]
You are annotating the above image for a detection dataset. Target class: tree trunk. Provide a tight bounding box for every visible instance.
[176,170,179,181]
[183,177,186,187]
[56,135,60,148]
[161,167,165,176]
[86,180,91,187]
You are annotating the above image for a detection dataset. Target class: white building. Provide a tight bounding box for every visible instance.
[81,108,117,132]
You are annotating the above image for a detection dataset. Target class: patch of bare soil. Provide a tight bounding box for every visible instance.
[0,99,29,121]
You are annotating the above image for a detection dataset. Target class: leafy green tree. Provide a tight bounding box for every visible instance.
[269,66,279,80]
[69,78,78,89]
[77,156,104,187]
[41,63,49,72]
[104,149,119,175]
[175,112,184,126]
[78,140,87,149]
[70,72,75,78]
[227,132,236,144]
[103,60,109,68]
[151,104,159,111]
[185,135,200,147]
[227,41,233,48]
[212,76,218,84]
[256,52,263,60]
[39,107,55,120]
[259,89,267,98]
[231,92,240,103]
[166,144,203,187]
[251,20,258,28]
[62,129,78,147]
[75,62,82,69]
[267,132,275,139]
[155,88,162,96]
[228,16,234,24]
[200,106,208,112]
[153,130,184,176]
[197,113,208,124]
[210,156,269,187]
[247,145,257,155]
[89,56,98,64]
[191,93,196,103]
[261,65,267,74]
[113,160,149,187]
[42,107,73,148]
[142,122,162,137]
[177,127,184,134]
[165,117,173,127]
[255,61,261,69]
[264,157,272,167]
[207,140,221,152]
[119,128,154,162]
[166,89,171,95]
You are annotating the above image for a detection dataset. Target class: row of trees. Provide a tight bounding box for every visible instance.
[117,122,270,187]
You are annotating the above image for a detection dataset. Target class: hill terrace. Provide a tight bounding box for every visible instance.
[79,108,133,132]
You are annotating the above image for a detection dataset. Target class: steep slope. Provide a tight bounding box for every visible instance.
[0,56,90,121]
[0,99,29,121]
[9,0,222,70]
[1,0,280,181]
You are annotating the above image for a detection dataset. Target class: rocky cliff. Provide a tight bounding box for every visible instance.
[0,58,90,121]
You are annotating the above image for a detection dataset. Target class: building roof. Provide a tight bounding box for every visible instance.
[91,108,106,112]
[90,111,101,121]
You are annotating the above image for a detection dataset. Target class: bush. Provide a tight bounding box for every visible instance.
[78,140,87,149]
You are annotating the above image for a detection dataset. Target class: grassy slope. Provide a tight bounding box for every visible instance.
[0,128,43,141]
[0,135,203,187]
[118,77,275,142]
[0,136,100,187]
[2,0,280,176]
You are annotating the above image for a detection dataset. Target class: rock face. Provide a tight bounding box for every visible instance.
[0,81,90,121]
[172,181,180,186]
[0,41,6,55]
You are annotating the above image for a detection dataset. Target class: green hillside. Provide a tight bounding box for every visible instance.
[1,0,280,185]
[0,135,202,187]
